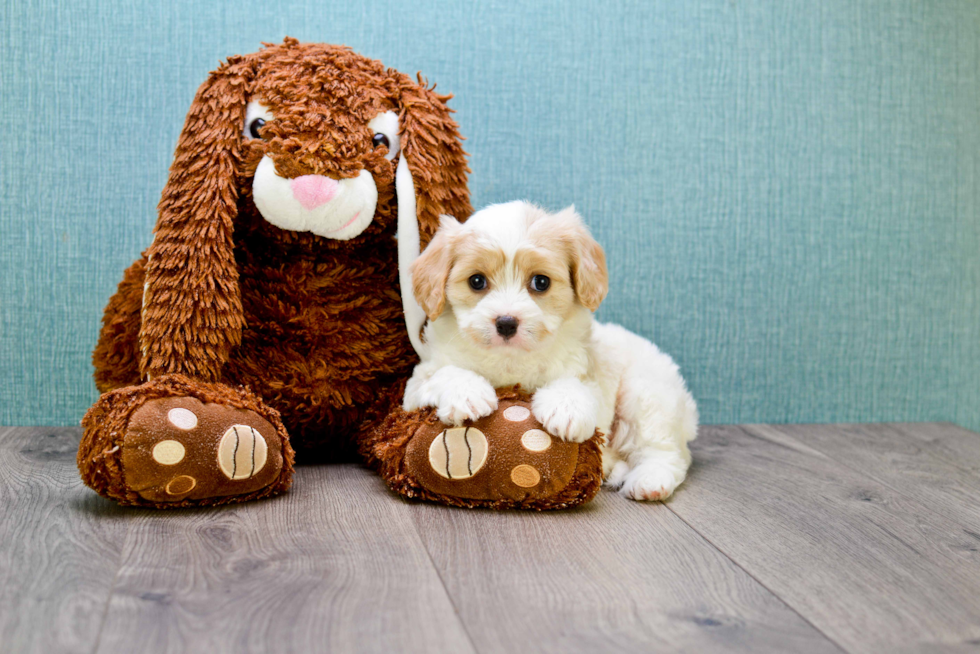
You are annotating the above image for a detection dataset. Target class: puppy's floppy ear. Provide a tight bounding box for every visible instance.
[411,215,460,321]
[558,206,609,312]
[139,55,256,381]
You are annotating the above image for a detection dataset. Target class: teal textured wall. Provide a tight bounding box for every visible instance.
[2,0,978,429]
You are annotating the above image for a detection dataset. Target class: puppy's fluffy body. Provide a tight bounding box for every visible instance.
[404,201,698,500]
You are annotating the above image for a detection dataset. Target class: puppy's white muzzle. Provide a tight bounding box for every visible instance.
[251,155,377,240]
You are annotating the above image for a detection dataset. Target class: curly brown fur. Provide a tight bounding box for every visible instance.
[93,258,145,392]
[91,39,471,460]
[79,374,295,508]
[361,387,603,510]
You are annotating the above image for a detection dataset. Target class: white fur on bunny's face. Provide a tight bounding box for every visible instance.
[252,159,377,240]
[247,106,400,241]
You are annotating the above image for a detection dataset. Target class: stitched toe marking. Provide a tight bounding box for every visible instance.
[152,440,185,465]
[217,425,268,480]
[167,407,198,430]
[520,429,552,452]
[510,464,541,488]
[428,427,488,480]
[165,475,197,495]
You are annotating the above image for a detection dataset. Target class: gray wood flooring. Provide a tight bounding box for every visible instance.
[2,423,978,653]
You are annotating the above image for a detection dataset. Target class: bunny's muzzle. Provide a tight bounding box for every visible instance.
[252,155,378,240]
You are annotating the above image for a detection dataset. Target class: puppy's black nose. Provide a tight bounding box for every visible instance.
[495,315,519,339]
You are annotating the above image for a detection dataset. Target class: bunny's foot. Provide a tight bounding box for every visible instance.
[79,374,294,508]
[363,387,603,510]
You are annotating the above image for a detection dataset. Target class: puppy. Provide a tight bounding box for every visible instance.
[404,201,698,501]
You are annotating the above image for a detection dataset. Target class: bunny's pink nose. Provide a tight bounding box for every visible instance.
[290,175,339,210]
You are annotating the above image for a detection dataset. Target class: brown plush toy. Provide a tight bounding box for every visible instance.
[79,38,602,510]
[362,387,603,510]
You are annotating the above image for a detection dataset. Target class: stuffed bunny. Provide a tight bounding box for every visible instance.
[79,39,602,510]
[79,38,469,506]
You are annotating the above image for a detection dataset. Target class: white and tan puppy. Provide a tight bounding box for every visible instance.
[403,201,698,501]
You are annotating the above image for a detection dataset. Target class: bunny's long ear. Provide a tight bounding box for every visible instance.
[138,56,254,381]
[393,73,472,359]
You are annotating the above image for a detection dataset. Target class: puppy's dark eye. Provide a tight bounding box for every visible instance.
[468,274,487,291]
[372,133,390,150]
[530,275,551,292]
[248,118,266,140]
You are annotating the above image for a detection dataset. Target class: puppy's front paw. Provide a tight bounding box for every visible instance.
[531,382,597,443]
[433,371,498,426]
[619,459,686,502]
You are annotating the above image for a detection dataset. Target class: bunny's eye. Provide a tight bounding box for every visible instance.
[366,111,400,161]
[243,101,274,140]
[248,118,266,139]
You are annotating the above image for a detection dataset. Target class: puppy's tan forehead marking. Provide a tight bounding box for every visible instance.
[514,247,569,284]
[453,202,577,287]
[449,238,506,282]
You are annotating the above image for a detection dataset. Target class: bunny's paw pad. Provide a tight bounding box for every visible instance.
[120,397,286,503]
[367,388,605,510]
[78,376,294,508]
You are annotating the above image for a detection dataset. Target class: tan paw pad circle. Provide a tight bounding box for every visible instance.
[167,407,198,430]
[165,475,197,495]
[520,429,552,452]
[428,427,488,480]
[217,425,268,480]
[510,464,541,488]
[152,440,186,465]
[503,405,531,422]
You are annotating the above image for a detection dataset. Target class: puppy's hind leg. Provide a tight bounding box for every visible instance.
[608,425,693,501]
[598,327,698,501]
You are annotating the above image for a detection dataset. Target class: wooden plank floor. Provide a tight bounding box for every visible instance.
[2,423,978,653]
